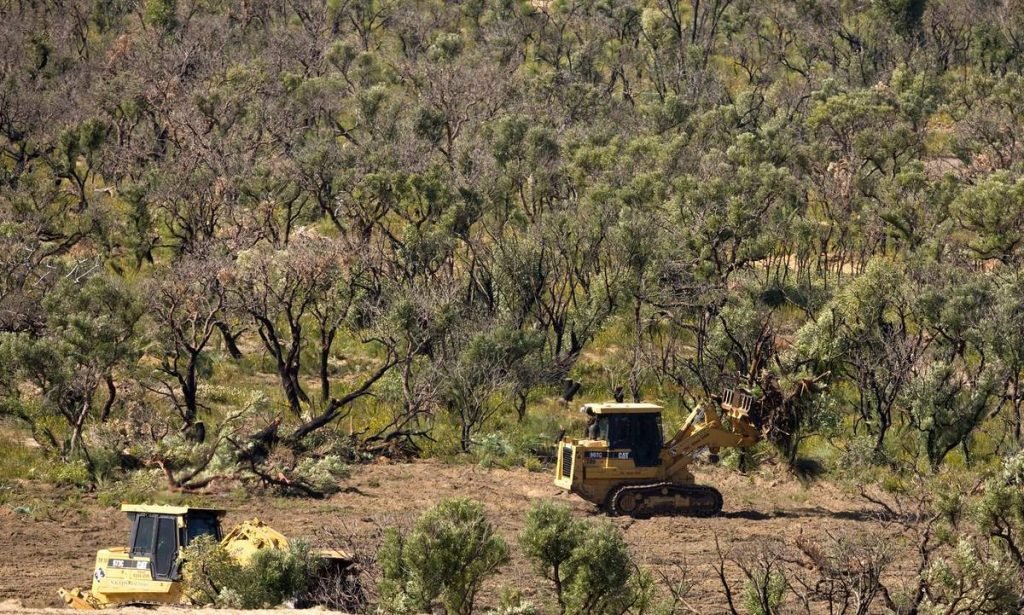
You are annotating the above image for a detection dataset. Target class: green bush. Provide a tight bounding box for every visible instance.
[920,540,1020,615]
[0,480,16,505]
[483,588,541,614]
[292,454,350,494]
[476,429,550,472]
[378,498,509,615]
[562,522,649,615]
[520,501,586,611]
[477,432,517,469]
[242,543,322,607]
[180,536,238,606]
[180,535,322,608]
[96,470,163,507]
[43,459,91,488]
[741,567,786,615]
[520,501,650,615]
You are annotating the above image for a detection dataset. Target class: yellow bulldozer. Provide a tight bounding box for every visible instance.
[555,389,761,517]
[59,504,351,609]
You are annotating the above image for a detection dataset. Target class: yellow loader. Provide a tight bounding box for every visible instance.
[59,504,350,609]
[555,389,761,517]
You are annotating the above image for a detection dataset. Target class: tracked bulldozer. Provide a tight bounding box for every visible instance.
[555,389,761,517]
[59,504,351,609]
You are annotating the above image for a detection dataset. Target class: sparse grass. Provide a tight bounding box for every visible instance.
[0,425,45,483]
[797,435,840,469]
[95,470,164,507]
[0,479,19,505]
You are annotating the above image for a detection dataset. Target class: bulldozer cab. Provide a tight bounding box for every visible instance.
[123,505,225,581]
[585,403,664,467]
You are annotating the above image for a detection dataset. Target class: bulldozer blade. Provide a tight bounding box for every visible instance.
[58,587,101,610]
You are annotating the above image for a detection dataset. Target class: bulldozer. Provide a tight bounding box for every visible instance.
[555,389,761,517]
[59,504,351,609]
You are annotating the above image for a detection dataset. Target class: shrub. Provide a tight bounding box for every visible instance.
[292,454,350,494]
[836,435,886,472]
[477,429,549,472]
[0,480,16,505]
[378,498,509,615]
[520,502,586,610]
[241,542,322,607]
[180,535,322,608]
[96,469,162,507]
[482,588,541,615]
[180,536,238,606]
[477,432,516,469]
[520,501,650,615]
[562,522,648,615]
[741,566,786,615]
[920,540,1020,615]
[43,459,91,488]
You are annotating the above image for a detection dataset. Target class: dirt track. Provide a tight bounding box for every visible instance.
[0,460,898,613]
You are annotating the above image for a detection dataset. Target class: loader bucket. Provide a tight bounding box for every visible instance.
[58,587,101,610]
[220,518,290,564]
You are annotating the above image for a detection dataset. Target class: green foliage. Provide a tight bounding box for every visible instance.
[905,360,1000,469]
[521,502,587,589]
[95,470,164,508]
[42,459,91,488]
[181,536,322,609]
[920,540,1020,615]
[966,451,1024,576]
[950,172,1024,261]
[476,432,518,469]
[0,431,44,483]
[741,567,787,615]
[1,273,141,460]
[562,523,649,615]
[9,0,1024,499]
[180,536,239,606]
[520,501,650,615]
[475,429,548,471]
[143,0,177,32]
[485,588,541,615]
[378,498,509,615]
[292,455,350,494]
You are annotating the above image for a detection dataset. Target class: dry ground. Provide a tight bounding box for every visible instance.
[0,460,904,614]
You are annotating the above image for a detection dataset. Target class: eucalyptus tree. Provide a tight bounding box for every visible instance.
[146,253,228,427]
[228,234,344,416]
[797,259,929,456]
[0,272,141,460]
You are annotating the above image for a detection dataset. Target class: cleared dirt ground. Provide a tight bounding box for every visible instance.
[0,460,904,614]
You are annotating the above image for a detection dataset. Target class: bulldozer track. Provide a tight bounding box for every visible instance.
[607,482,723,518]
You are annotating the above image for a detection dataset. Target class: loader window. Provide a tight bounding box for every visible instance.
[153,517,177,581]
[131,515,156,556]
[185,514,221,546]
[607,415,633,449]
[632,414,663,467]
[605,413,663,467]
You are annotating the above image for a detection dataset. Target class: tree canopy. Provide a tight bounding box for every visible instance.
[4,0,1024,484]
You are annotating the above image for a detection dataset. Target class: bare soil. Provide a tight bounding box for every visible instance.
[0,460,901,614]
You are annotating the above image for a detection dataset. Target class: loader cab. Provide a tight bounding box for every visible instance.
[584,403,664,467]
[123,505,225,581]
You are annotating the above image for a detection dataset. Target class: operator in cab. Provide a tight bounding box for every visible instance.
[585,407,600,439]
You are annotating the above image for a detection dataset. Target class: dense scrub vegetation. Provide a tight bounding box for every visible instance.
[4,0,1024,497]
